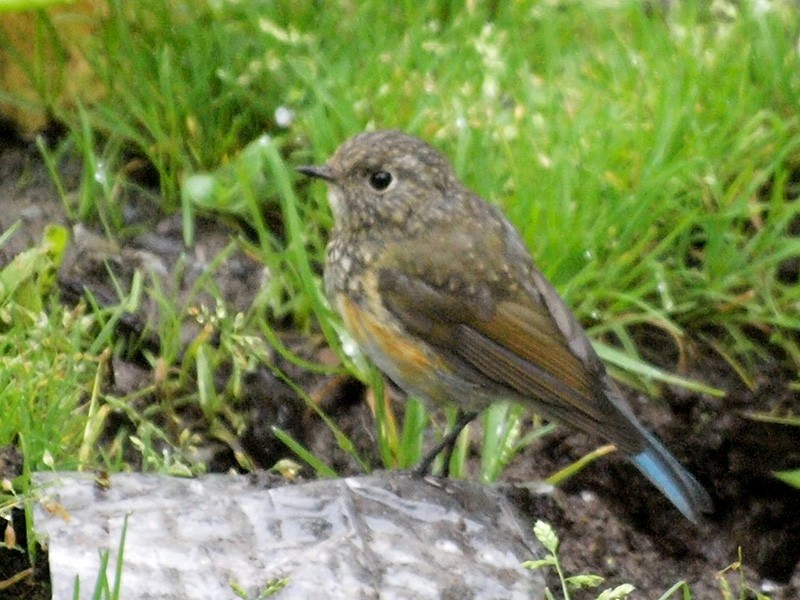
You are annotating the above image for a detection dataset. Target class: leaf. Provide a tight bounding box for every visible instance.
[271,427,337,478]
[523,557,557,570]
[597,583,635,599]
[565,574,604,590]
[746,413,800,427]
[546,444,617,486]
[774,469,800,489]
[533,520,559,554]
[0,224,69,311]
[480,402,524,483]
[596,342,725,397]
[0,0,75,11]
[42,224,69,267]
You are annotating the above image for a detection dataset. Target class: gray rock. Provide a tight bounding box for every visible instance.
[34,472,549,599]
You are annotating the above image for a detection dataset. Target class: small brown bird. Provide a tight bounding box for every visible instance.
[298,130,713,523]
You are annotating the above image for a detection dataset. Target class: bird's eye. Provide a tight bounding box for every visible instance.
[368,170,393,191]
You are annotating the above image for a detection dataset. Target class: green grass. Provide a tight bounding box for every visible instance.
[2,0,798,481]
[0,0,73,10]
[31,0,799,367]
[2,0,800,595]
[72,514,128,600]
[0,223,99,565]
[0,225,97,477]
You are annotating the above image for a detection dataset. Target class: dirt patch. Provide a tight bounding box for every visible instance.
[0,138,798,599]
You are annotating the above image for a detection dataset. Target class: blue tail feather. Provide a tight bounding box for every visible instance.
[631,430,713,524]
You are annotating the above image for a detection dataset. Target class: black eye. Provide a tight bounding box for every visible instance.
[368,170,393,191]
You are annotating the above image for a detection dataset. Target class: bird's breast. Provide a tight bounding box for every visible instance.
[332,274,456,408]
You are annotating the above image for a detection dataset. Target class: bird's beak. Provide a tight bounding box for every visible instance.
[296,164,335,182]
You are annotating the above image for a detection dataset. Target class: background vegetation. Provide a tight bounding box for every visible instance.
[1,1,799,595]
[2,0,799,487]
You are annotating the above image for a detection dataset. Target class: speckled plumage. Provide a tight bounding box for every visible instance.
[298,129,713,523]
[320,132,533,316]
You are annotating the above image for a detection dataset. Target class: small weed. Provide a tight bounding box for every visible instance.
[525,520,634,600]
[715,548,773,600]
[525,521,776,600]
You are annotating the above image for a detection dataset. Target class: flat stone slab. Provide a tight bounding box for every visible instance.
[34,472,548,599]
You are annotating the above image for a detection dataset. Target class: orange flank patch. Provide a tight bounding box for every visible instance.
[336,293,452,397]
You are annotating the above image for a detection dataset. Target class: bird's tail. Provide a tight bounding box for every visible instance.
[631,428,713,524]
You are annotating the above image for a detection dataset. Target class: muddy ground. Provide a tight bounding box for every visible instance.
[0,131,799,599]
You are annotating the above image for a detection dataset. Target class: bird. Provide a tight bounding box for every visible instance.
[297,129,713,523]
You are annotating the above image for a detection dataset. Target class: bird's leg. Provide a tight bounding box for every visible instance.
[412,410,479,477]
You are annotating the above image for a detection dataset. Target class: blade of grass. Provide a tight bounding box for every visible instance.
[271,427,337,478]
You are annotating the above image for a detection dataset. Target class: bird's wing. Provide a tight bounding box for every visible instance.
[377,264,647,454]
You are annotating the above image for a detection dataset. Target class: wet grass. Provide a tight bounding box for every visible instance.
[1,2,800,594]
[4,0,800,483]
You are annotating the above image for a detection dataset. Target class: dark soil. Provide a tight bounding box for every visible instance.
[1,135,799,600]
